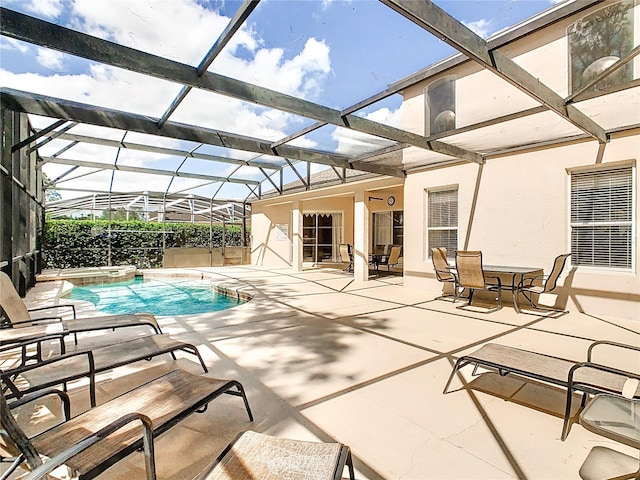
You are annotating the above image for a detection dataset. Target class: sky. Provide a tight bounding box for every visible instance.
[0,0,564,202]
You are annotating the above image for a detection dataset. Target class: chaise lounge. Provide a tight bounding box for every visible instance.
[1,369,253,479]
[1,334,209,407]
[443,340,640,440]
[0,272,162,359]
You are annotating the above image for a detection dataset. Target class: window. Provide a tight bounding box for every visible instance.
[570,166,633,269]
[302,212,343,263]
[372,211,403,251]
[567,0,635,95]
[425,75,456,135]
[427,188,458,258]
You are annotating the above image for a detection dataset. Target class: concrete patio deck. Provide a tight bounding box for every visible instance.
[4,266,639,479]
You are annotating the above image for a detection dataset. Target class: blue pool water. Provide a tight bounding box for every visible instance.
[67,277,243,316]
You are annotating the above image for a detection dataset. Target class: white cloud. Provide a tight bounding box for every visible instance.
[24,0,64,19]
[70,0,256,65]
[463,18,492,39]
[213,37,331,100]
[0,37,30,53]
[331,107,402,156]
[36,48,65,70]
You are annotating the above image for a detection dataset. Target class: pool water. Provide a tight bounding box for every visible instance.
[67,277,244,316]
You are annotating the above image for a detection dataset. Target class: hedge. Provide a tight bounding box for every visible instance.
[43,220,247,269]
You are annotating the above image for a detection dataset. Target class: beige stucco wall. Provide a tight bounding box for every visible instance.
[251,177,402,267]
[404,133,639,320]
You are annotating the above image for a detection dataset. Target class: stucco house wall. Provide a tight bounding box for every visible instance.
[251,177,402,268]
[404,134,639,320]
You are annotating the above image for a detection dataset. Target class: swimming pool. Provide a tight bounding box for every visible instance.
[66,277,245,316]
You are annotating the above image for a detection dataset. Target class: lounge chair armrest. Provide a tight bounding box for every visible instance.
[2,350,97,405]
[0,333,65,352]
[517,274,546,289]
[485,275,502,288]
[24,413,156,480]
[434,268,457,281]
[11,317,63,326]
[8,388,71,421]
[1,350,94,378]
[587,340,640,362]
[567,361,640,396]
[28,304,76,319]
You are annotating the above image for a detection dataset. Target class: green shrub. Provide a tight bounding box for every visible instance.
[43,220,247,269]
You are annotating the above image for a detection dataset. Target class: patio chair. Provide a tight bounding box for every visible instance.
[378,245,402,273]
[0,271,161,357]
[454,250,502,312]
[431,247,459,302]
[443,340,640,440]
[195,430,355,480]
[515,253,571,313]
[1,369,253,480]
[339,244,353,272]
[1,334,208,407]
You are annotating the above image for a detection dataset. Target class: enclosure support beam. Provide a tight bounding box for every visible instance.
[565,44,640,104]
[40,156,260,185]
[11,119,67,153]
[158,0,260,127]
[2,87,404,178]
[0,7,481,164]
[38,131,283,170]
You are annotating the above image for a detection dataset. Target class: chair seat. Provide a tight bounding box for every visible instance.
[199,431,352,480]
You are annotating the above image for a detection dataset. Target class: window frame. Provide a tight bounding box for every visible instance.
[301,210,344,263]
[425,186,459,261]
[567,160,635,272]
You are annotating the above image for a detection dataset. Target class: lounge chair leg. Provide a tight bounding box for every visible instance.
[192,349,208,373]
[346,448,355,480]
[0,453,25,480]
[561,388,575,441]
[443,358,471,394]
[235,382,254,421]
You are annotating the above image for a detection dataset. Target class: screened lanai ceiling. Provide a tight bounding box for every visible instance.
[1,0,639,205]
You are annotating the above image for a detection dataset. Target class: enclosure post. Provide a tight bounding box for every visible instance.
[162,194,167,265]
[242,202,247,247]
[107,191,112,266]
[209,197,213,267]
[222,220,226,265]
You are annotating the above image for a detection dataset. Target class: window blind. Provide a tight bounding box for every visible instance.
[428,189,458,258]
[570,167,632,269]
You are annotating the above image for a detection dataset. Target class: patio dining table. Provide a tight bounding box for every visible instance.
[483,265,542,311]
[448,263,542,311]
